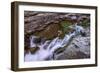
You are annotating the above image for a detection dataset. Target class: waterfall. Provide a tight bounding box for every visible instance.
[24,25,85,61]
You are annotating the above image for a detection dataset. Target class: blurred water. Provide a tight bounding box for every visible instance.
[24,25,85,61]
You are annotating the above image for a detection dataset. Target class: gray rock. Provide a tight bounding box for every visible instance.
[54,27,90,60]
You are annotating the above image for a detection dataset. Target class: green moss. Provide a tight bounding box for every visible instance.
[81,19,90,27]
[32,20,73,40]
[60,20,73,34]
[30,47,40,54]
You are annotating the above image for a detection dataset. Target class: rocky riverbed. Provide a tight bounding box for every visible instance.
[53,27,90,60]
[24,11,90,61]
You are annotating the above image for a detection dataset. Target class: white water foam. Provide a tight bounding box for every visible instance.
[24,25,85,61]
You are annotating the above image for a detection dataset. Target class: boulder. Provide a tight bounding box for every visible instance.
[53,27,90,60]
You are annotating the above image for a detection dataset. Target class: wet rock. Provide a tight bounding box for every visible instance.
[30,47,40,54]
[70,36,90,55]
[24,12,90,34]
[24,11,39,17]
[24,11,90,60]
[34,23,63,40]
[53,27,90,60]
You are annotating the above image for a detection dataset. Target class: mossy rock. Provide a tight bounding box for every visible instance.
[33,20,73,40]
[34,23,64,40]
[30,47,40,54]
[59,20,73,34]
[80,19,90,27]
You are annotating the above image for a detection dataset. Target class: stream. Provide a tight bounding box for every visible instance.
[24,24,85,61]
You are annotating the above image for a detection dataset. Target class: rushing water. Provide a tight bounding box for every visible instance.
[24,24,85,61]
